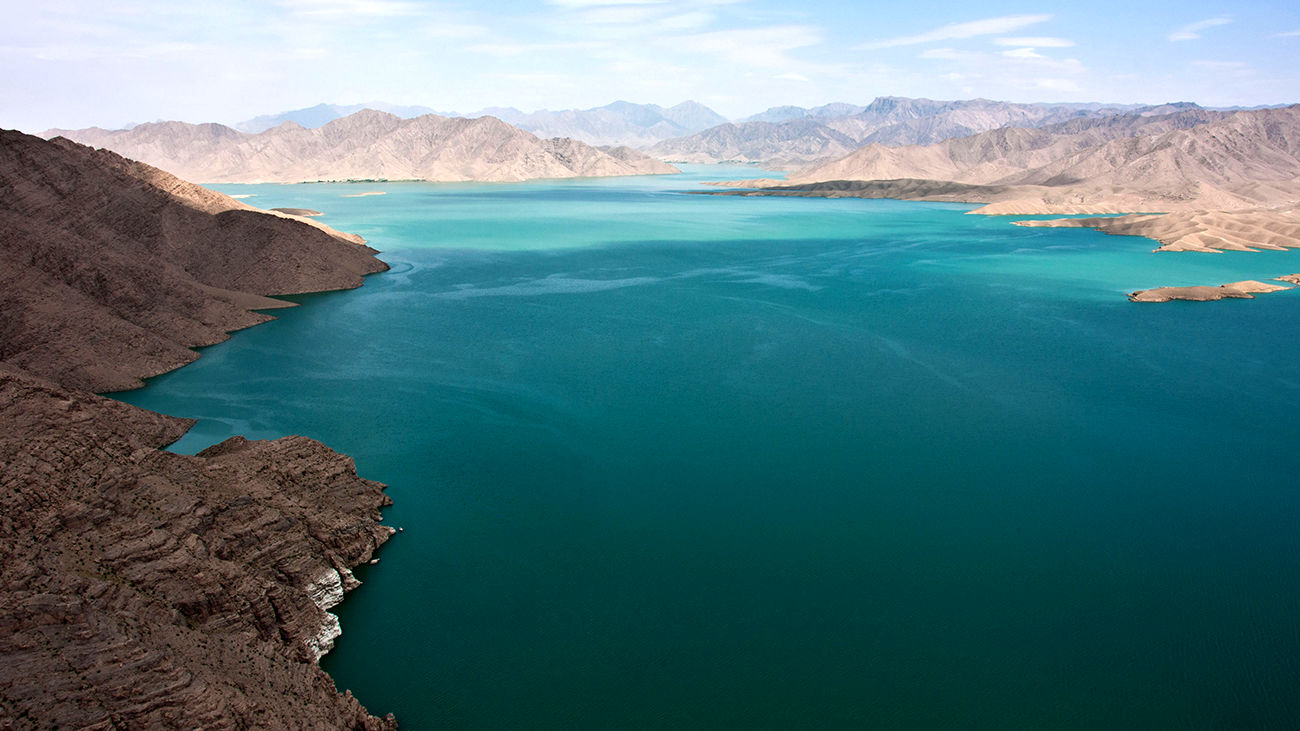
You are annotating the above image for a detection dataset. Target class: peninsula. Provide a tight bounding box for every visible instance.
[0,129,396,728]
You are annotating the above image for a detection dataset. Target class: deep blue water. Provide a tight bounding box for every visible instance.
[117,167,1300,728]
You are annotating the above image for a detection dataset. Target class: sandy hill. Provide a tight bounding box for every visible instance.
[0,129,398,727]
[46,110,678,184]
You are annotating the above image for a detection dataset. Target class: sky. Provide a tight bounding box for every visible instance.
[2,0,1298,132]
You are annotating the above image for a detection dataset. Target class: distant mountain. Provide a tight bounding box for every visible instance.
[480,100,730,147]
[788,107,1233,187]
[45,110,678,183]
[232,100,729,147]
[782,105,1300,214]
[741,103,867,124]
[707,105,1300,255]
[235,102,442,133]
[647,119,860,165]
[652,97,1203,165]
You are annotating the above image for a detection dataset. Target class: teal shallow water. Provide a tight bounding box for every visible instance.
[118,167,1300,728]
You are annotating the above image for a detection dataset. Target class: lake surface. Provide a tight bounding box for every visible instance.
[118,167,1300,728]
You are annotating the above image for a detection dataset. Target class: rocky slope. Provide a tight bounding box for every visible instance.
[46,110,678,183]
[1,129,388,392]
[0,366,396,729]
[1,130,396,727]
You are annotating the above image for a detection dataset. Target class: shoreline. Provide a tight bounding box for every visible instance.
[1,130,398,728]
[697,180,1300,300]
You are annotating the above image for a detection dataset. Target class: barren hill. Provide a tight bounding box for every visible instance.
[1,129,387,392]
[47,110,678,183]
[0,129,397,727]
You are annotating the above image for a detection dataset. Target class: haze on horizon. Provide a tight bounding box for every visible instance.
[2,0,1298,133]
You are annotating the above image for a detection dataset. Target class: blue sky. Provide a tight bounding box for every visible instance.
[2,0,1298,132]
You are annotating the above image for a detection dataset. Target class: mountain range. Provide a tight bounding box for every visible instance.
[46,110,677,183]
[711,105,1300,256]
[785,106,1300,209]
[236,102,443,133]
[649,98,1207,165]
[234,100,729,147]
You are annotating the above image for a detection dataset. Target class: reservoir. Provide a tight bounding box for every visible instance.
[117,166,1300,728]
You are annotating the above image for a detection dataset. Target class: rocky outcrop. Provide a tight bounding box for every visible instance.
[0,366,396,729]
[1,130,396,727]
[45,110,680,184]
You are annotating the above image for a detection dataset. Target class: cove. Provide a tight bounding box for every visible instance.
[115,166,1300,728]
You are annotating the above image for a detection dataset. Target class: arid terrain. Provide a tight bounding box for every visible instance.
[0,130,397,728]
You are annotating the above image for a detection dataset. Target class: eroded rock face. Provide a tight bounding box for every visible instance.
[0,366,396,729]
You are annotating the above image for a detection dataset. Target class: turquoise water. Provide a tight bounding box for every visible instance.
[118,167,1300,728]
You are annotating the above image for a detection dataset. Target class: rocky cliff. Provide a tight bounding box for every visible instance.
[0,130,396,728]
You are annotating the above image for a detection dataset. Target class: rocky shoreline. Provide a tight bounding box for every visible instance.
[1,130,397,728]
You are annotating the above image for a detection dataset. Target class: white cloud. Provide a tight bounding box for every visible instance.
[1168,17,1231,42]
[1002,48,1043,59]
[1035,78,1080,91]
[665,25,824,70]
[468,40,609,57]
[1190,60,1250,72]
[858,14,1051,49]
[993,36,1074,47]
[275,0,425,18]
[919,47,968,60]
[426,24,489,39]
[1271,29,1300,38]
[548,0,668,7]
[775,72,809,82]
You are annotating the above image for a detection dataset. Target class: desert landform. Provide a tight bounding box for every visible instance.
[0,130,396,728]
